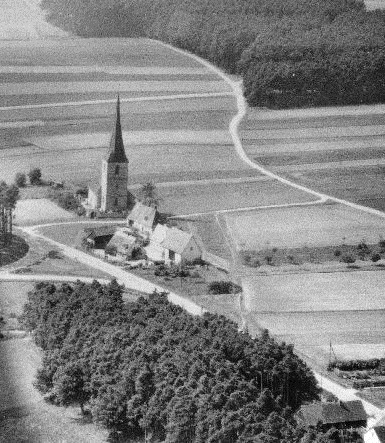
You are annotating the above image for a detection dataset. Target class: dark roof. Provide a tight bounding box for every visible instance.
[104,95,128,164]
[298,401,367,427]
[127,202,159,230]
[83,225,117,239]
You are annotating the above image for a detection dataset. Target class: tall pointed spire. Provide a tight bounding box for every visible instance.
[105,95,128,163]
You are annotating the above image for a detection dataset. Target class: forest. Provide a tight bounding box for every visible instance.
[20,280,340,442]
[41,0,385,108]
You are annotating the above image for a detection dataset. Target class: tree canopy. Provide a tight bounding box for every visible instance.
[22,280,322,441]
[40,0,385,108]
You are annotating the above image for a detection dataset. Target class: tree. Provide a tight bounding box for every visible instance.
[15,172,26,188]
[138,181,162,208]
[0,181,19,245]
[28,168,42,185]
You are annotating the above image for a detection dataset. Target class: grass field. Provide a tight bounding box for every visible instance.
[226,203,385,251]
[243,267,385,366]
[243,271,385,313]
[245,309,385,363]
[14,199,75,225]
[158,177,314,215]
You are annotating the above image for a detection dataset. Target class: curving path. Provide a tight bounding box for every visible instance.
[158,40,385,221]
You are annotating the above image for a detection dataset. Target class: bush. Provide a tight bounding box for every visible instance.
[15,172,26,187]
[75,187,88,198]
[341,254,356,264]
[46,250,62,260]
[334,249,341,257]
[208,280,241,294]
[105,245,117,256]
[371,253,381,262]
[28,168,42,185]
[50,190,79,211]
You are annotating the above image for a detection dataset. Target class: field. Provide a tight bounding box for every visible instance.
[157,177,314,215]
[0,38,242,188]
[14,198,75,225]
[226,203,385,251]
[243,271,385,313]
[241,105,385,211]
[243,269,385,366]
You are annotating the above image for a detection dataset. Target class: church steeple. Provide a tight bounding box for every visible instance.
[105,95,128,163]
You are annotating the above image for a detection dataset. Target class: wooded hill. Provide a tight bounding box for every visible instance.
[41,0,385,108]
[21,280,323,442]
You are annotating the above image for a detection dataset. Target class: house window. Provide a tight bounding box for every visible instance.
[115,165,120,175]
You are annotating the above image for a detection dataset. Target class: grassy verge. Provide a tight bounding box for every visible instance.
[0,235,29,267]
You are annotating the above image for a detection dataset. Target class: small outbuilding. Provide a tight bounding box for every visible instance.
[145,224,201,265]
[127,202,160,236]
[81,225,117,249]
[105,227,137,259]
[297,400,367,431]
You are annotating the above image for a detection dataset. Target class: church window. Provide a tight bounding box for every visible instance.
[115,165,120,175]
[114,198,118,206]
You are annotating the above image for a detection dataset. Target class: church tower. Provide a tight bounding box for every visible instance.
[100,96,129,212]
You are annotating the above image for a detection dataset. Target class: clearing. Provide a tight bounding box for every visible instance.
[14,199,75,226]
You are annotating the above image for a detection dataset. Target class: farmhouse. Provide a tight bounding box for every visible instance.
[127,202,160,236]
[296,400,367,431]
[145,224,201,265]
[84,96,135,217]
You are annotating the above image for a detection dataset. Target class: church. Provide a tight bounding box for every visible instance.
[84,96,135,217]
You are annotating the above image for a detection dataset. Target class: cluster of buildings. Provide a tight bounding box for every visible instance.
[81,97,202,266]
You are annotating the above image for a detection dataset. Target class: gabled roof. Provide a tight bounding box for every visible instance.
[105,95,128,164]
[150,224,194,255]
[162,227,193,255]
[107,229,136,252]
[298,401,367,427]
[151,224,168,244]
[127,202,159,230]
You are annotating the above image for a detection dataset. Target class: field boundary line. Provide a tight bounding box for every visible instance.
[0,92,232,111]
[174,198,324,219]
[155,39,385,221]
[0,272,110,284]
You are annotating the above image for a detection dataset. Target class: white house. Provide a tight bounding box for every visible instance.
[127,202,160,236]
[145,224,201,265]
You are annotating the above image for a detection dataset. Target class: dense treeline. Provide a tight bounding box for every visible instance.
[41,0,385,108]
[22,280,325,442]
